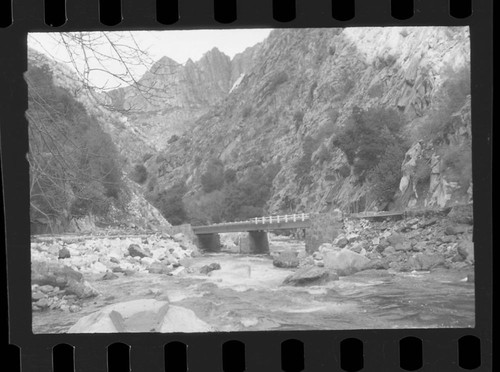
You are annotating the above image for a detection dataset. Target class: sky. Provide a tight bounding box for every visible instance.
[28,29,272,90]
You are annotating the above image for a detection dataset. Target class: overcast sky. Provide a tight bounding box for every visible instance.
[28,29,272,89]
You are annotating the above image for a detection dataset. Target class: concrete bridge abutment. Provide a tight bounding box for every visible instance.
[240,231,269,254]
[196,233,221,252]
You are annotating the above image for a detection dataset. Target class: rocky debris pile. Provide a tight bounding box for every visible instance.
[31,232,199,312]
[31,260,99,312]
[67,299,214,333]
[309,207,474,277]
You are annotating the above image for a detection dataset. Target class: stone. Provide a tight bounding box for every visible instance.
[141,257,156,266]
[467,273,475,283]
[110,257,120,264]
[58,247,71,259]
[282,265,337,286]
[382,246,397,256]
[323,248,371,276]
[439,235,455,243]
[102,272,119,280]
[273,251,300,268]
[362,259,389,271]
[395,241,412,251]
[408,253,446,271]
[128,244,150,258]
[39,285,55,293]
[199,263,221,274]
[147,262,171,275]
[67,280,99,299]
[448,204,473,225]
[445,225,468,235]
[32,292,45,301]
[413,241,427,251]
[420,218,438,228]
[336,237,348,248]
[387,233,405,246]
[406,218,419,226]
[35,298,51,308]
[159,305,214,333]
[350,243,363,254]
[457,240,474,262]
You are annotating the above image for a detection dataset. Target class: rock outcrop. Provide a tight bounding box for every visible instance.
[133,27,471,219]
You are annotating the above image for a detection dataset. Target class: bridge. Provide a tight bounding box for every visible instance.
[192,213,311,253]
[191,213,340,253]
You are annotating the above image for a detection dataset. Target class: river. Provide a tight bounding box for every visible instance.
[32,235,475,333]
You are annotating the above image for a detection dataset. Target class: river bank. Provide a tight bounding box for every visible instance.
[31,212,475,333]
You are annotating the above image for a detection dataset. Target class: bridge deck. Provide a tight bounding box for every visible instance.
[192,214,311,234]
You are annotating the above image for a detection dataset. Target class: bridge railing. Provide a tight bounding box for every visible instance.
[249,213,310,224]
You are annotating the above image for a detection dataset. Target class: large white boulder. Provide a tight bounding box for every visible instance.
[323,248,371,276]
[67,299,214,333]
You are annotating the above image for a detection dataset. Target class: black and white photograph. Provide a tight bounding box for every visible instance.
[27,27,474,334]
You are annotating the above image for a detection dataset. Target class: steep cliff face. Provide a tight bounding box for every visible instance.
[108,45,262,149]
[138,27,470,224]
[27,49,170,232]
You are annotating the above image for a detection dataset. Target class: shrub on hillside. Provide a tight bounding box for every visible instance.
[27,64,125,223]
[331,106,405,179]
[149,181,188,225]
[414,65,470,143]
[129,164,148,184]
[368,144,406,205]
[200,157,225,193]
[440,143,472,191]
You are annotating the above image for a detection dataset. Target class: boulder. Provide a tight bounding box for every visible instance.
[336,237,348,248]
[445,225,468,235]
[66,280,99,299]
[102,272,119,280]
[387,233,405,246]
[68,299,215,333]
[128,244,150,258]
[58,247,71,259]
[448,204,473,225]
[382,246,397,256]
[273,251,299,268]
[158,305,214,333]
[39,285,55,293]
[147,262,171,275]
[32,260,83,288]
[412,241,427,251]
[349,243,364,254]
[457,240,474,262]
[408,253,446,271]
[362,259,389,271]
[394,241,412,251]
[199,263,221,275]
[32,292,46,301]
[323,248,371,276]
[420,218,438,228]
[282,265,337,286]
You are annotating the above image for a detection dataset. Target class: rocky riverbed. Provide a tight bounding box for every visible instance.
[31,210,475,333]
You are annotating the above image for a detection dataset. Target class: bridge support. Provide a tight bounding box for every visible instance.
[196,233,221,252]
[305,210,343,254]
[240,231,269,254]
